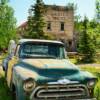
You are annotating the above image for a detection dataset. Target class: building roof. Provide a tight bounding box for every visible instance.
[18,21,27,28]
[45,4,74,11]
[18,39,64,45]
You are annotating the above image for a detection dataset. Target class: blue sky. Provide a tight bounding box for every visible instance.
[9,0,96,25]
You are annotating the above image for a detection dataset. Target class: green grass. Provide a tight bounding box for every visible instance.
[79,66,100,100]
[68,54,100,64]
[80,66,100,73]
[0,70,13,100]
[69,57,100,99]
[0,53,13,100]
[94,79,100,100]
[0,78,12,100]
[68,58,77,64]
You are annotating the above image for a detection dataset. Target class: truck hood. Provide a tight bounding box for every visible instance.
[21,59,78,69]
[14,59,96,84]
[19,59,79,78]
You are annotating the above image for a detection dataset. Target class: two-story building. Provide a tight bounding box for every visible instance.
[18,5,75,51]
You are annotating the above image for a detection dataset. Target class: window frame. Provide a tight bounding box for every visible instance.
[47,21,52,31]
[60,22,64,31]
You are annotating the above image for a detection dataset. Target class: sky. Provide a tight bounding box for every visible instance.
[9,0,96,26]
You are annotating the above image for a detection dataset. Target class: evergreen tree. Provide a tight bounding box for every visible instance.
[78,16,96,63]
[96,0,100,22]
[0,0,16,50]
[26,0,46,39]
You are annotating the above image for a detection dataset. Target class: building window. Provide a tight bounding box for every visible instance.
[69,41,72,46]
[47,22,51,31]
[60,22,64,31]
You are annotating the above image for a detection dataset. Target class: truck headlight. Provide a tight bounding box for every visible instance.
[87,80,96,88]
[23,78,36,92]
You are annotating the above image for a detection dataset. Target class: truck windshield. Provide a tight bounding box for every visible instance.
[19,42,65,59]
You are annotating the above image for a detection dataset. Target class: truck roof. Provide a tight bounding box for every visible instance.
[18,39,64,45]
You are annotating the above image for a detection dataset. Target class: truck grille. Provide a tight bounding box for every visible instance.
[31,84,89,100]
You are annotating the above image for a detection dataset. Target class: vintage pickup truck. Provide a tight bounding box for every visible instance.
[3,39,97,100]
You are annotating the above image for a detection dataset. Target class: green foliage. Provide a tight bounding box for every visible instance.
[96,0,100,22]
[74,0,100,54]
[0,77,13,100]
[25,0,46,39]
[65,3,77,10]
[88,20,100,53]
[0,0,17,50]
[0,65,12,100]
[0,0,9,4]
[78,16,96,63]
[94,79,100,100]
[80,66,100,100]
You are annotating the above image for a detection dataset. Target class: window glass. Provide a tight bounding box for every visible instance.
[60,22,64,31]
[47,22,51,31]
[19,42,65,59]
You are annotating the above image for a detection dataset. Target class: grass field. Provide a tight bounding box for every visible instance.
[0,68,13,100]
[0,54,13,100]
[79,66,100,100]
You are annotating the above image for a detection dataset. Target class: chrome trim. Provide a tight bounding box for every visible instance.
[37,88,85,98]
[48,79,79,85]
[30,84,90,100]
[74,98,96,100]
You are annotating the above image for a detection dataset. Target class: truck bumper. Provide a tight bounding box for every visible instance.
[30,98,97,100]
[74,98,96,100]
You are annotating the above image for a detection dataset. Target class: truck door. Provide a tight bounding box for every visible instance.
[7,44,20,88]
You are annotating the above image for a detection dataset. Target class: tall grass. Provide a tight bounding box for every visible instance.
[94,79,100,100]
[0,77,12,100]
[0,70,13,100]
[80,66,100,100]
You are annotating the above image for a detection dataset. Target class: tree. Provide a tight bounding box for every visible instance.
[88,19,100,51]
[0,0,16,50]
[78,16,96,63]
[96,0,100,22]
[25,0,46,39]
